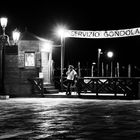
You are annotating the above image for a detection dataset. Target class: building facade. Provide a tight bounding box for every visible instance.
[5,31,54,97]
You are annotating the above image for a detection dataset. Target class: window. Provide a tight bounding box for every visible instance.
[25,52,35,67]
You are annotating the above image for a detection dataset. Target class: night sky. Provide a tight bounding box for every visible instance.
[0,1,140,68]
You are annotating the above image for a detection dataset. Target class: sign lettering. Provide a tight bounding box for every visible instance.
[65,27,140,38]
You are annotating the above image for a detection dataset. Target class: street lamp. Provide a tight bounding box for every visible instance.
[91,62,96,77]
[0,17,20,99]
[56,26,66,91]
[107,51,114,77]
[0,17,9,99]
[97,48,102,77]
[12,29,20,45]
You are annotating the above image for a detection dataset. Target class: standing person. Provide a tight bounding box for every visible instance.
[66,65,77,95]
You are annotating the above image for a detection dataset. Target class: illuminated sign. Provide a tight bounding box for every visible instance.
[65,27,140,38]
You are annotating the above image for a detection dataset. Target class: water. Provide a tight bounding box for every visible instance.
[0,98,140,139]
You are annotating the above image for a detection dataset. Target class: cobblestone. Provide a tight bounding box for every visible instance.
[0,97,140,139]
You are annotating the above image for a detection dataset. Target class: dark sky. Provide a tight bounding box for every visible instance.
[0,1,140,68]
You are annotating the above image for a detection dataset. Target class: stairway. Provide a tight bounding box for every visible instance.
[44,84,59,94]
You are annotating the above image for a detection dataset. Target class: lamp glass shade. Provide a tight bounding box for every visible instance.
[12,29,20,43]
[107,51,114,58]
[0,17,8,28]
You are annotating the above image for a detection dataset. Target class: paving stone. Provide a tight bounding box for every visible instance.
[0,98,140,139]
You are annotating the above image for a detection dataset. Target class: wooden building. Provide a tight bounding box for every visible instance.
[5,31,55,97]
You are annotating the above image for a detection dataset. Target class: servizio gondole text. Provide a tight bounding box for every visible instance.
[65,28,140,38]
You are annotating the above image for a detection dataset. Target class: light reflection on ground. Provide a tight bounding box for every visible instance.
[0,98,140,139]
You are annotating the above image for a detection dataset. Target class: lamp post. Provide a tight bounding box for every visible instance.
[0,17,20,99]
[60,31,65,91]
[56,27,66,91]
[0,17,9,98]
[107,51,114,77]
[91,62,96,77]
[97,48,102,77]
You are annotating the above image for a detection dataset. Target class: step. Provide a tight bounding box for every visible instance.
[44,84,55,88]
[44,89,59,94]
[44,85,56,89]
[44,84,59,94]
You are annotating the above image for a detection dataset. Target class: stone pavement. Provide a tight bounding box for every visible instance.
[1,96,140,139]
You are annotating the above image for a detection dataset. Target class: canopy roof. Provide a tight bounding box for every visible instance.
[20,30,52,43]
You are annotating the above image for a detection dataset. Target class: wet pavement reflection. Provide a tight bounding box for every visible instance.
[1,98,140,139]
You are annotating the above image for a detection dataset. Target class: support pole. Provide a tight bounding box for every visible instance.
[97,49,101,77]
[0,35,9,99]
[60,36,65,91]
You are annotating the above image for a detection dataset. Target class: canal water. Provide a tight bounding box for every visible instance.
[0,98,140,139]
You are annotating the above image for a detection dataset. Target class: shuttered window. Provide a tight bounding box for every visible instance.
[25,52,35,67]
[18,51,41,68]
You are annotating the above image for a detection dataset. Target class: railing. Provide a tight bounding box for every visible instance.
[76,77,140,98]
[28,77,44,96]
[53,76,140,98]
[53,76,77,92]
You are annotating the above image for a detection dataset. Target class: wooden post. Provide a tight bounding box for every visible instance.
[128,64,131,77]
[110,61,113,77]
[91,64,93,77]
[78,62,81,77]
[101,62,104,77]
[117,62,120,77]
[106,64,109,77]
